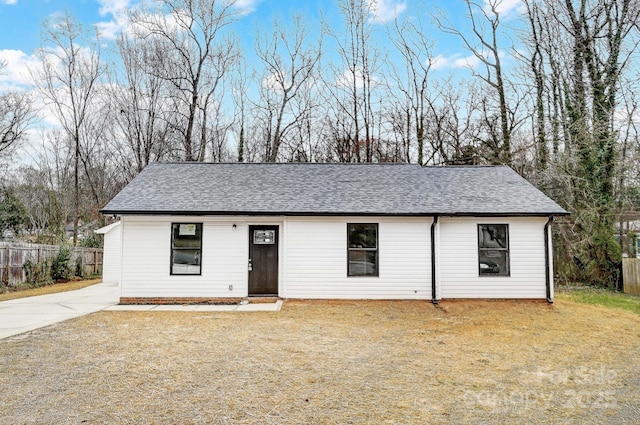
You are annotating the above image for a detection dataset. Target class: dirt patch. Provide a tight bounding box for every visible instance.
[1,299,639,424]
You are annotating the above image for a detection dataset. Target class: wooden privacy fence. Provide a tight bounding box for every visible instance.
[622,258,640,296]
[0,242,103,287]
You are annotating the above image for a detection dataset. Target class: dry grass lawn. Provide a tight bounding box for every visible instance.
[1,299,640,424]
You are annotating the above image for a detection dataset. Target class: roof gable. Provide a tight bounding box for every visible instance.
[101,162,568,216]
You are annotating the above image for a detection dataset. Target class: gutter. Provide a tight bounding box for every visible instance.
[544,216,553,303]
[99,209,569,217]
[431,215,439,305]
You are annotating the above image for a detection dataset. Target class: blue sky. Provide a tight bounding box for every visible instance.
[0,0,529,168]
[0,0,526,91]
[0,1,415,53]
[0,0,425,53]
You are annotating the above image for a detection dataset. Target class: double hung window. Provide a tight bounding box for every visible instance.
[478,224,509,276]
[171,223,203,275]
[347,223,378,277]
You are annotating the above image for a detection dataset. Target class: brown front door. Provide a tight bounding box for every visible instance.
[248,225,279,296]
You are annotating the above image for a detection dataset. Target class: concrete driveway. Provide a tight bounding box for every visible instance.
[0,281,119,340]
[0,282,284,340]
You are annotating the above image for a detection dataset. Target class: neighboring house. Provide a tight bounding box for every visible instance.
[100,162,568,304]
[64,220,74,240]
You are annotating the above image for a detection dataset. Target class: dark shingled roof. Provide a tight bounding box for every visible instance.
[100,162,568,216]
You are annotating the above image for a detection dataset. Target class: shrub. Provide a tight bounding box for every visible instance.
[51,245,73,281]
[79,233,102,249]
[75,254,86,278]
[23,258,51,286]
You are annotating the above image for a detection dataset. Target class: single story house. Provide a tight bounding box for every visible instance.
[100,162,568,304]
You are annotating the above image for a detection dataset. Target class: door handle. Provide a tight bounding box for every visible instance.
[248,258,253,271]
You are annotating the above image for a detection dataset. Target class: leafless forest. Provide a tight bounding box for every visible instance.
[1,0,639,286]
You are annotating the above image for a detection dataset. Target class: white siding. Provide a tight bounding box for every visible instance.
[120,216,263,298]
[283,217,432,299]
[119,214,552,300]
[437,217,548,299]
[101,222,121,285]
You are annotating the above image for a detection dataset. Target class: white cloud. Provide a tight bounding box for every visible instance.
[95,20,123,40]
[262,73,284,92]
[368,0,407,24]
[431,54,481,71]
[1,0,18,5]
[234,0,260,14]
[96,0,132,40]
[128,9,188,39]
[431,49,507,71]
[0,49,40,89]
[26,45,105,127]
[483,0,526,18]
[453,54,483,69]
[0,51,62,141]
[117,1,258,39]
[336,67,380,89]
[98,0,131,16]
[430,55,449,71]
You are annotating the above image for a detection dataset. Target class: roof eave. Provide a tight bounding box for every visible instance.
[100,209,569,217]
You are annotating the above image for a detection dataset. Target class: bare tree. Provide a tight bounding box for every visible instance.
[16,132,74,242]
[0,62,36,158]
[327,0,381,162]
[253,15,322,162]
[522,0,549,174]
[108,32,175,180]
[32,11,104,245]
[436,0,516,164]
[425,80,485,166]
[230,56,250,162]
[131,0,239,161]
[77,101,124,219]
[388,17,435,164]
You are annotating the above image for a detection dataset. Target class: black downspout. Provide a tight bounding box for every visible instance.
[431,215,439,305]
[544,216,553,303]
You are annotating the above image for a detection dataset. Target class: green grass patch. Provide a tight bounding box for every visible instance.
[556,286,640,315]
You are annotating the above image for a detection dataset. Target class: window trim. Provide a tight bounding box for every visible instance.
[170,222,203,276]
[477,224,510,277]
[347,223,379,277]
